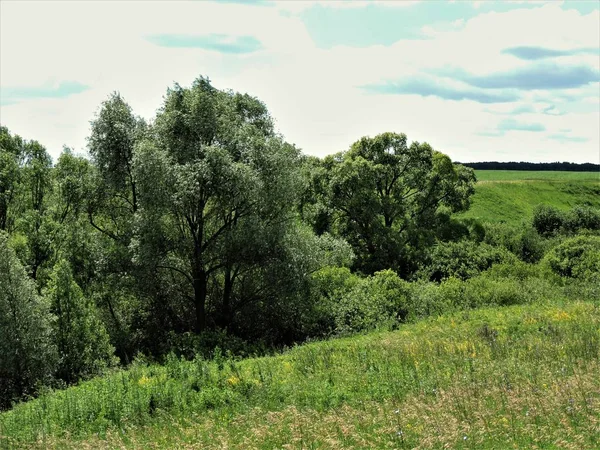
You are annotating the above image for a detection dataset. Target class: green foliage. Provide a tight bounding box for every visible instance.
[88,92,145,201]
[3,81,600,435]
[420,240,515,281]
[483,222,548,263]
[134,76,308,339]
[0,126,24,232]
[334,270,411,333]
[311,258,567,336]
[532,204,565,236]
[544,235,600,281]
[46,260,117,383]
[308,132,476,276]
[563,205,600,233]
[0,232,57,409]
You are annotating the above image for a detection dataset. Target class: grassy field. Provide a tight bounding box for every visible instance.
[458,170,600,224]
[1,299,598,449]
[474,170,599,182]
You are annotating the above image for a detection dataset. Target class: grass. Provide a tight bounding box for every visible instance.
[474,171,599,182]
[1,300,599,449]
[457,170,600,224]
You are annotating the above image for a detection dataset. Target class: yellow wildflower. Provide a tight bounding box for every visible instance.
[553,311,571,321]
[227,375,240,386]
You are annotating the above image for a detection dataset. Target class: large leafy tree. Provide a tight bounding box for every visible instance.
[311,132,476,275]
[87,94,146,360]
[134,77,305,334]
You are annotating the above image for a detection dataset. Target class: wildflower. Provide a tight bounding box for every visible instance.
[138,375,151,387]
[463,435,468,441]
[394,409,400,414]
[227,375,240,386]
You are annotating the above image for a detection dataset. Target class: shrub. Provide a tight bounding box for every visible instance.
[166,330,266,360]
[421,240,515,281]
[484,222,548,263]
[45,260,117,383]
[307,266,361,337]
[544,235,600,280]
[563,206,600,234]
[532,204,564,236]
[334,270,410,334]
[406,277,463,321]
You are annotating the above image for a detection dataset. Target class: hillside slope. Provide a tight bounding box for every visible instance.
[1,300,598,449]
[458,171,600,224]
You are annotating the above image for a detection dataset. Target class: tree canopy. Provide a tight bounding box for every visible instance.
[304,132,476,275]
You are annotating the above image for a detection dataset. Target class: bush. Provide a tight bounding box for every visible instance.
[166,330,266,360]
[421,240,515,281]
[544,235,600,280]
[484,222,548,263]
[307,266,361,337]
[563,206,600,234]
[406,277,463,320]
[532,205,564,236]
[46,260,117,383]
[334,270,410,334]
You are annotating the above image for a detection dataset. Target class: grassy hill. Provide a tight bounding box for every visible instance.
[1,299,598,449]
[1,170,599,449]
[458,171,600,224]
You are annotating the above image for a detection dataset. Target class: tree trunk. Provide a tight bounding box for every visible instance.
[193,269,207,333]
[221,264,233,331]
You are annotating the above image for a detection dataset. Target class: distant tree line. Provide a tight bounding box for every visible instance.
[458,161,600,172]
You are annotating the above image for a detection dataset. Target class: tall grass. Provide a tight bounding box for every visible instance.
[1,301,598,449]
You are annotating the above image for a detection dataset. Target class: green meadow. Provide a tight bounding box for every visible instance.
[1,300,598,449]
[458,170,600,224]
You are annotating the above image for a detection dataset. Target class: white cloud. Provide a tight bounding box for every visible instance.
[0,1,598,163]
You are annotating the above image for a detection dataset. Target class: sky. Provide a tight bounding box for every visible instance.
[1,0,599,164]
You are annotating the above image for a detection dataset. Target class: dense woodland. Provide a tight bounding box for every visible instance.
[1,76,599,410]
[460,161,600,171]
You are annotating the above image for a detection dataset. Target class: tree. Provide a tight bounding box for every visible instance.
[313,132,476,275]
[134,76,305,334]
[46,260,116,383]
[19,140,54,281]
[0,127,25,232]
[0,232,56,409]
[87,95,145,360]
[88,92,145,216]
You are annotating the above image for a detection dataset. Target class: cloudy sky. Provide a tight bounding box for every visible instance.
[1,0,599,163]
